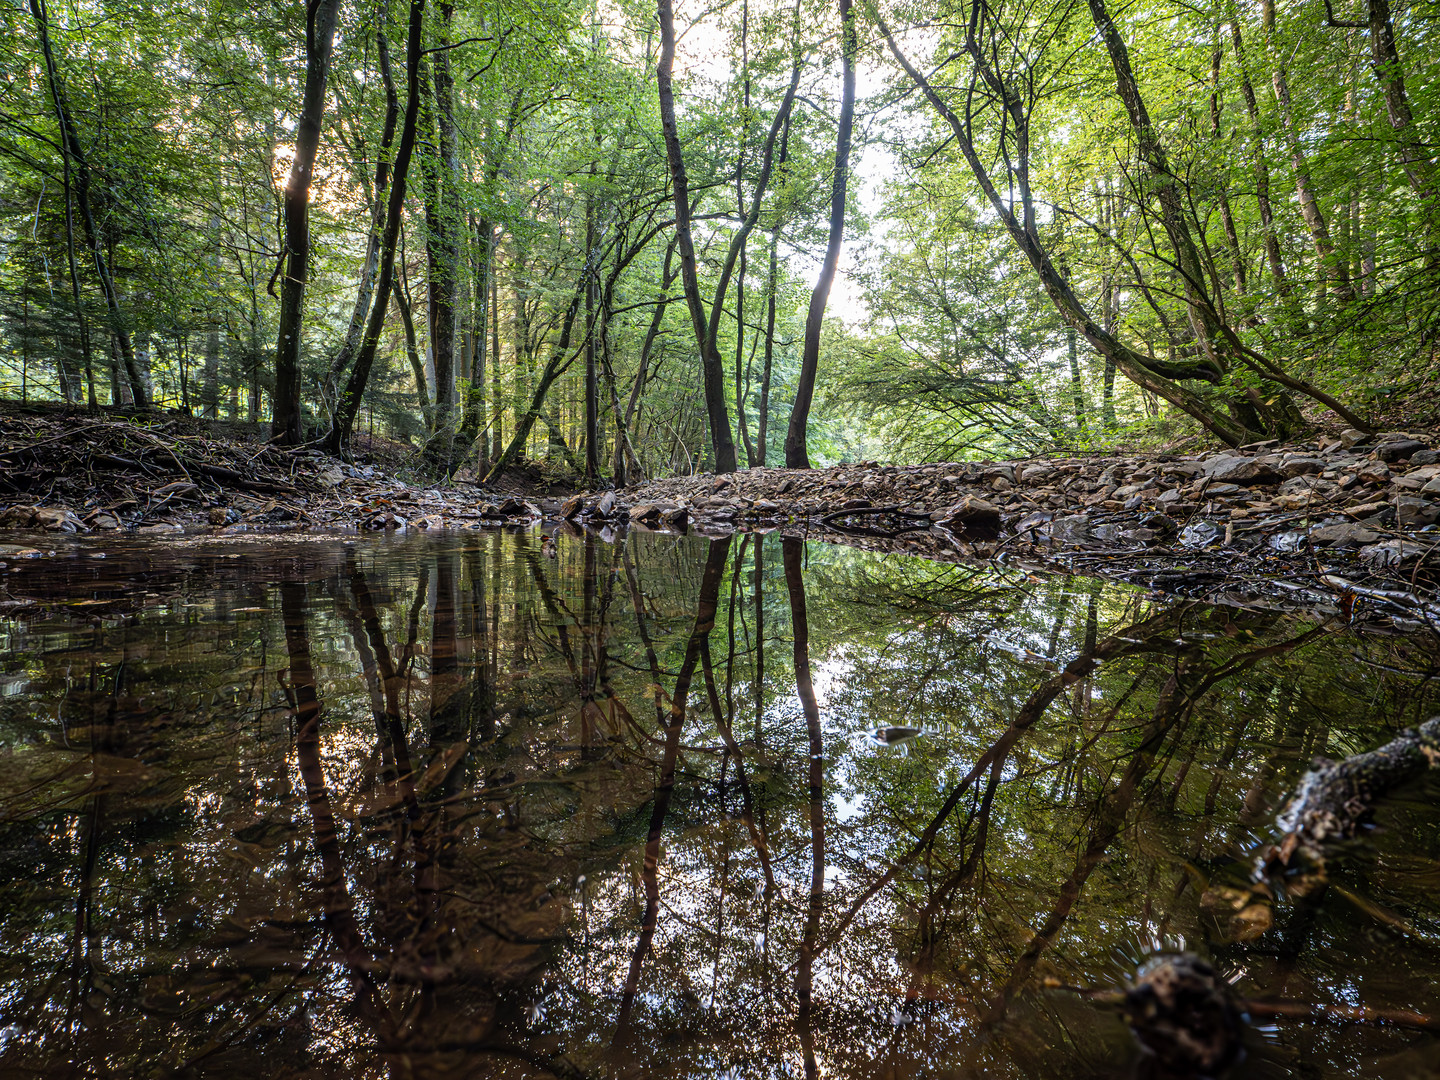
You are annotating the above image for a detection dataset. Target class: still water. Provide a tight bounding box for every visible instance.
[0,529,1437,1079]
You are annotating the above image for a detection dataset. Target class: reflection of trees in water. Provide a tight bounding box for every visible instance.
[0,533,1436,1077]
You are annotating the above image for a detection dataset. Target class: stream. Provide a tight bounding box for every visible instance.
[0,529,1437,1078]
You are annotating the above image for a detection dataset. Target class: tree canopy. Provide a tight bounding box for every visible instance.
[2,0,1437,474]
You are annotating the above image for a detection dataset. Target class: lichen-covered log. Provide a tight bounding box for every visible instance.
[1264,714,1440,875]
[1202,715,1440,939]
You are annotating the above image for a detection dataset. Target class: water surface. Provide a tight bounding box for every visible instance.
[1,529,1437,1078]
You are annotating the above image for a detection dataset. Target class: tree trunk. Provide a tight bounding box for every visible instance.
[1262,0,1352,302]
[30,0,148,408]
[272,0,342,443]
[324,4,398,419]
[1364,0,1437,214]
[325,0,428,456]
[1227,13,1290,293]
[395,280,434,431]
[423,8,463,470]
[656,0,737,473]
[785,0,855,469]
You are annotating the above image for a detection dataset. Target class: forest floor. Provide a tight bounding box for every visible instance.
[2,401,1438,626]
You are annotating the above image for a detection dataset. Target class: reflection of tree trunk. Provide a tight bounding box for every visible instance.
[783,538,824,1079]
[613,536,733,1048]
[279,582,382,1011]
[983,619,1334,1025]
[703,556,775,892]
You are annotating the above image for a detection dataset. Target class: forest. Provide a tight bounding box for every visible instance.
[1,0,1437,481]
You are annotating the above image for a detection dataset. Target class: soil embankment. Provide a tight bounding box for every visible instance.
[3,405,1438,624]
[570,430,1440,624]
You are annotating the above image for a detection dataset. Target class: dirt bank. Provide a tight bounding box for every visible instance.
[564,430,1440,626]
[3,406,1439,626]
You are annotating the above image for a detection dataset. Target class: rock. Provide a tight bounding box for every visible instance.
[1019,465,1055,483]
[990,476,1013,493]
[596,491,616,516]
[317,465,345,488]
[662,506,690,529]
[1157,488,1183,504]
[1374,438,1427,462]
[1310,522,1381,546]
[629,503,663,527]
[1422,476,1440,496]
[941,496,1001,525]
[1039,514,1091,542]
[1339,428,1371,448]
[560,495,584,520]
[1356,461,1390,484]
[90,512,122,530]
[1279,455,1327,477]
[1411,449,1440,467]
[1396,496,1439,527]
[32,507,83,532]
[1361,539,1432,566]
[1267,531,1307,553]
[207,507,241,526]
[153,481,201,498]
[1200,456,1283,485]
[1343,501,1389,519]
[1179,521,1222,548]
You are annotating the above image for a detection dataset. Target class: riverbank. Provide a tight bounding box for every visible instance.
[567,430,1440,625]
[3,406,1438,623]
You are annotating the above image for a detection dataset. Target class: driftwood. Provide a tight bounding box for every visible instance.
[1199,716,1440,943]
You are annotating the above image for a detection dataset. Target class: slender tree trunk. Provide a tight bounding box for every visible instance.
[1209,46,1247,296]
[1263,0,1352,302]
[584,190,600,481]
[1228,14,1290,293]
[1364,0,1437,214]
[423,9,463,470]
[395,280,434,431]
[785,0,855,468]
[324,4,398,417]
[325,0,428,456]
[656,0,737,473]
[30,0,146,408]
[272,0,342,443]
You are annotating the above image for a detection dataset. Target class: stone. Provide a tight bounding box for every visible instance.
[1279,456,1327,477]
[32,507,82,532]
[560,495,584,520]
[1411,449,1440,467]
[990,476,1013,493]
[662,506,690,529]
[597,491,616,516]
[1374,438,1427,462]
[1422,476,1440,496]
[1310,522,1381,546]
[1396,497,1440,527]
[1356,461,1391,484]
[1360,539,1431,567]
[91,512,122,530]
[1019,465,1056,483]
[1179,521,1222,548]
[207,507,241,526]
[1200,456,1283,485]
[1157,488,1183,504]
[317,465,345,488]
[629,503,663,526]
[941,496,1001,525]
[1339,428,1371,448]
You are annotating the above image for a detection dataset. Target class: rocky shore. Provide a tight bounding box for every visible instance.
[564,429,1440,623]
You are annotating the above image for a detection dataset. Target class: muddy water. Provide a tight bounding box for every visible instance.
[0,529,1437,1079]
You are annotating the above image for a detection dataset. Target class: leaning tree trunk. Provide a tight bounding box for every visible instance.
[785,0,855,469]
[30,0,147,408]
[323,4,398,421]
[325,0,427,457]
[656,0,737,473]
[272,0,342,444]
